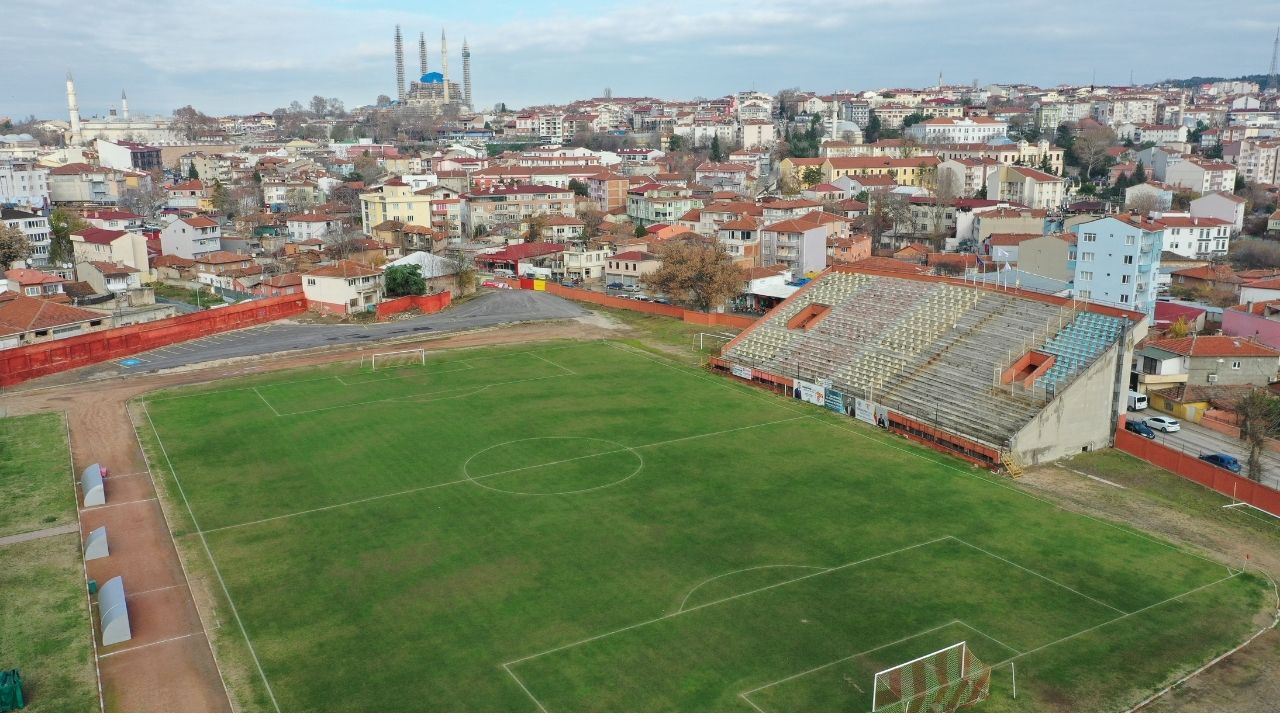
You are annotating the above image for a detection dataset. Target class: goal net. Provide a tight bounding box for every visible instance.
[366,348,426,370]
[872,641,991,712]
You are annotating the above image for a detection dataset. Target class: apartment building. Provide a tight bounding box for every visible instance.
[1069,216,1163,314]
[1165,158,1237,194]
[159,215,222,259]
[462,184,576,236]
[1,208,52,268]
[904,116,1008,144]
[985,165,1066,210]
[0,161,50,206]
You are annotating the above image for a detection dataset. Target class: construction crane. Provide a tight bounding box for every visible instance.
[1269,27,1279,94]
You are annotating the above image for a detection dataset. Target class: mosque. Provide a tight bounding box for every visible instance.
[62,74,181,146]
[394,25,471,112]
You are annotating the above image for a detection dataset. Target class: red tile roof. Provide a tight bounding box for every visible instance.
[182,216,220,229]
[4,269,64,286]
[0,293,105,333]
[987,232,1043,246]
[73,227,127,244]
[481,242,566,263]
[304,260,380,279]
[610,250,658,262]
[89,261,139,275]
[1146,336,1280,358]
[198,251,253,265]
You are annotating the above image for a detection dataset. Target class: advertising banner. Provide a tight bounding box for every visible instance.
[793,378,826,407]
[824,388,845,414]
[854,398,877,425]
[731,364,753,380]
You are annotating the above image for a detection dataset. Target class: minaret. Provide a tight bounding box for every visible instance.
[441,29,451,105]
[121,90,129,121]
[419,32,427,78]
[66,72,83,145]
[462,38,472,109]
[394,25,405,102]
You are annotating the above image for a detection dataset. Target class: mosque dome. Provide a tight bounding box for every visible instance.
[420,71,444,84]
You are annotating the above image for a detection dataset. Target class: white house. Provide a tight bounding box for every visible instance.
[287,213,342,241]
[905,116,1008,144]
[1157,216,1232,260]
[1189,191,1246,234]
[1165,158,1238,194]
[1,208,52,268]
[301,260,383,315]
[160,216,222,259]
[985,165,1065,210]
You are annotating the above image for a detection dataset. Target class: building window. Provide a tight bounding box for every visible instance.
[1125,235,1136,245]
[1082,233,1096,243]
[1123,255,1134,264]
[1079,271,1093,281]
[1081,252,1095,261]
[1120,294,1130,304]
[307,278,317,286]
[1232,361,1242,370]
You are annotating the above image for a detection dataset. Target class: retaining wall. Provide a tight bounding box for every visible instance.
[375,291,452,321]
[539,284,753,329]
[1114,428,1280,516]
[0,295,307,387]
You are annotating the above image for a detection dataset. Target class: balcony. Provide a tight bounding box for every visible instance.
[1137,263,1151,273]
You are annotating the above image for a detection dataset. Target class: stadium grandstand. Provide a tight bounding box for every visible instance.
[713,265,1146,467]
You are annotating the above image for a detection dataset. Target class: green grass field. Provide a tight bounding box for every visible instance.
[0,413,98,712]
[0,413,79,538]
[137,340,1271,712]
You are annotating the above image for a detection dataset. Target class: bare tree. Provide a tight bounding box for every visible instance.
[1073,126,1117,179]
[1124,192,1159,218]
[642,236,744,311]
[120,185,169,220]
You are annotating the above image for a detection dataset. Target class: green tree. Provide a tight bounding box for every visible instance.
[384,264,427,297]
[210,179,232,217]
[1131,160,1147,185]
[864,111,882,143]
[48,207,86,266]
[1235,174,1246,194]
[901,112,928,127]
[709,135,723,162]
[635,223,648,238]
[667,134,684,152]
[0,224,32,268]
[801,166,824,187]
[1206,143,1224,160]
[567,179,589,197]
[187,164,199,180]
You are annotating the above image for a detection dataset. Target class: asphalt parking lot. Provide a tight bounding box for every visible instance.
[116,290,586,373]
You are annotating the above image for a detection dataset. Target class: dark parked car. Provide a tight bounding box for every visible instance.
[606,282,623,289]
[1124,419,1155,439]
[1198,453,1242,473]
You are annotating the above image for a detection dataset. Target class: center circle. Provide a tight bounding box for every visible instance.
[462,436,644,495]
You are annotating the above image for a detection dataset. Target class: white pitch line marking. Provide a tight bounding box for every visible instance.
[949,536,1125,615]
[252,387,282,417]
[97,631,203,659]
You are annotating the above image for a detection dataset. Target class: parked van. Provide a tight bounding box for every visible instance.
[1127,391,1148,411]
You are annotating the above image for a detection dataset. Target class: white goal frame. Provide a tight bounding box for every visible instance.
[872,640,979,713]
[364,348,427,370]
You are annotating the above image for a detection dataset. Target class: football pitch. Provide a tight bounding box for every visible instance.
[136,340,1271,712]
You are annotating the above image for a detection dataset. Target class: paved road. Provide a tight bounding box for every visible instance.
[1130,408,1280,489]
[116,290,585,374]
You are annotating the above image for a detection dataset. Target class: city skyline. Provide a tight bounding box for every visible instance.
[2,0,1279,119]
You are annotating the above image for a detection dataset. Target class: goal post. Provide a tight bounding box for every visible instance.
[872,641,992,712]
[364,348,427,370]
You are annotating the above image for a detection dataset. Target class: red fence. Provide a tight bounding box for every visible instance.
[0,295,307,387]
[375,291,452,321]
[1114,428,1280,516]
[541,284,753,329]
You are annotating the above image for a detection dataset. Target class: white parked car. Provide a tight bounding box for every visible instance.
[1145,416,1181,433]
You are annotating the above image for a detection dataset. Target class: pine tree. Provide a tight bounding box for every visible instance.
[188,164,199,180]
[1132,160,1147,185]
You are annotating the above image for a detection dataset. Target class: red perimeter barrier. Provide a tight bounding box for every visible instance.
[1114,428,1280,516]
[542,284,753,329]
[375,291,452,321]
[0,294,307,387]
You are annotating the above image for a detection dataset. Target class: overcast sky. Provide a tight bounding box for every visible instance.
[4,0,1278,120]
